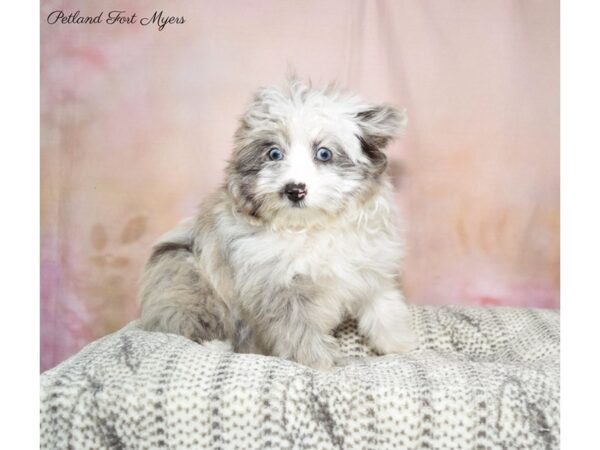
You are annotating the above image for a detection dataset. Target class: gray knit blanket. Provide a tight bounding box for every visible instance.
[40,305,559,449]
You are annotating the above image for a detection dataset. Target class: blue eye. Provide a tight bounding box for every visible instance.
[316,147,333,161]
[268,147,283,161]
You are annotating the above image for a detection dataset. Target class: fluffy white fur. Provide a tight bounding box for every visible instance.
[138,79,417,370]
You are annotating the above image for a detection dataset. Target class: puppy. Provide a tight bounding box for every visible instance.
[138,79,417,369]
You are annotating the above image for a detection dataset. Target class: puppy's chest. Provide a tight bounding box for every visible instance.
[228,226,382,285]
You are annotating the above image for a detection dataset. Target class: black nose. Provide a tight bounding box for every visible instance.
[284,183,307,203]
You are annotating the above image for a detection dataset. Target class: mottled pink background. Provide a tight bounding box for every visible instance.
[41,0,559,371]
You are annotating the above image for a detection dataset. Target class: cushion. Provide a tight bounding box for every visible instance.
[40,305,559,449]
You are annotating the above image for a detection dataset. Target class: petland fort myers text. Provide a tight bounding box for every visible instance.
[46,10,185,31]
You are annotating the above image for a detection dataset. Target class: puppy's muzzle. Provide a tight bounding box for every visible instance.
[284,183,307,203]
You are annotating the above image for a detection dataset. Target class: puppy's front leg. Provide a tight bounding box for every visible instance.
[358,288,418,354]
[248,288,341,370]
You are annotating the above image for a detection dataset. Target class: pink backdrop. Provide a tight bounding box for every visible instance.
[41,0,559,371]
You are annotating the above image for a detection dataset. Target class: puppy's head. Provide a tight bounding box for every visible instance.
[226,79,406,227]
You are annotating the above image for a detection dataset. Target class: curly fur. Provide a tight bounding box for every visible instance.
[138,79,417,369]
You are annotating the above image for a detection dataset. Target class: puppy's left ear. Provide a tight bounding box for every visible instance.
[355,104,407,149]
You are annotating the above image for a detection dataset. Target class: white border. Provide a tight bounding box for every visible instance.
[561,0,600,447]
[0,1,40,448]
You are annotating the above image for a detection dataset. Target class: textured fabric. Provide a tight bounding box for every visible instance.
[40,306,559,449]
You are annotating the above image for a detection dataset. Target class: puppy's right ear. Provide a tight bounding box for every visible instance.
[234,88,270,137]
[241,85,283,124]
[355,104,407,149]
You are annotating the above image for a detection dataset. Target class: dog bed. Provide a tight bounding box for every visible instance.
[40,305,559,449]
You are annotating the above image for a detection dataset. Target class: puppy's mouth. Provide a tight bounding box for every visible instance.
[280,193,307,208]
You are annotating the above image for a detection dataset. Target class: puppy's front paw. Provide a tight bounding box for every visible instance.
[370,325,419,355]
[293,334,342,371]
[358,289,419,355]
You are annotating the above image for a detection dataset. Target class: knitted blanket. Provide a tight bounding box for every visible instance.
[40,305,559,449]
